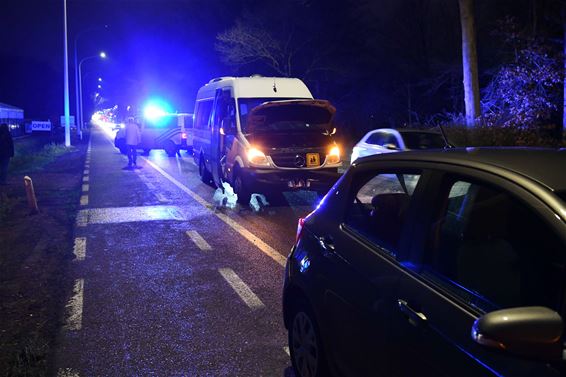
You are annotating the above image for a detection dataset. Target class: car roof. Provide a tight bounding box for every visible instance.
[354,147,566,192]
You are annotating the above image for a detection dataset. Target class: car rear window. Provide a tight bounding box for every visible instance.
[401,132,445,149]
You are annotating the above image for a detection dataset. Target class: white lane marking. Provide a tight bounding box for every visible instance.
[82,184,89,192]
[57,368,80,377]
[80,195,88,206]
[75,211,87,227]
[176,158,182,173]
[186,230,212,251]
[83,169,89,175]
[83,176,89,183]
[218,268,265,310]
[80,205,187,224]
[142,158,286,267]
[155,193,169,203]
[146,182,157,191]
[85,163,90,168]
[284,346,290,356]
[64,279,84,331]
[73,237,86,261]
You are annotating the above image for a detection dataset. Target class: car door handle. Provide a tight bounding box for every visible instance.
[397,299,427,327]
[318,235,335,252]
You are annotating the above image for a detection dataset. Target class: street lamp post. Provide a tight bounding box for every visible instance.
[78,52,106,136]
[63,0,71,147]
[74,25,108,140]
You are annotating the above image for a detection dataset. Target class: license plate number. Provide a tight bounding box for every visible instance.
[306,153,320,167]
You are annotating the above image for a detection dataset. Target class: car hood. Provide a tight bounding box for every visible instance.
[246,99,336,134]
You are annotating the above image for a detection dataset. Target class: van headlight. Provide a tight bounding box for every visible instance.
[326,145,340,164]
[247,147,269,166]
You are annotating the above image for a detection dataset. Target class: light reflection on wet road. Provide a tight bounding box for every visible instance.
[54,125,324,376]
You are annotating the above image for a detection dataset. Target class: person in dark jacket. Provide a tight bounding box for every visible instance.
[0,123,14,185]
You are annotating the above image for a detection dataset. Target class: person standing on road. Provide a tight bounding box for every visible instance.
[124,117,141,169]
[0,124,14,185]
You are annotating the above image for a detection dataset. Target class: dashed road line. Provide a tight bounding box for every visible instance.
[155,193,169,203]
[142,158,287,267]
[80,195,89,206]
[73,237,86,261]
[82,184,89,192]
[83,176,89,183]
[83,169,89,175]
[75,211,87,227]
[186,230,212,251]
[218,268,265,310]
[64,279,84,331]
[57,368,80,377]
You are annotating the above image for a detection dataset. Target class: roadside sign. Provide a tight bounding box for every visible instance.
[31,120,52,131]
[60,115,76,127]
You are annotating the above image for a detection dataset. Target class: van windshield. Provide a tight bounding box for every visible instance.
[238,97,308,133]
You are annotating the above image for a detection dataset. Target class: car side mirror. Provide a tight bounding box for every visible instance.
[383,143,398,150]
[471,306,563,361]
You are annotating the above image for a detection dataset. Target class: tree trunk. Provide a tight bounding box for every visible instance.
[563,3,566,134]
[458,0,481,127]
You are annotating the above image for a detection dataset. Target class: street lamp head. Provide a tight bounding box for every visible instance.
[98,77,102,82]
[99,51,107,59]
[97,84,102,89]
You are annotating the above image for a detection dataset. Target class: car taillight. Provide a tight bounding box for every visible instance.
[296,217,306,243]
[181,132,187,139]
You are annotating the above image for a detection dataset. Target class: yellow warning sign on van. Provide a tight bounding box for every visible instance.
[306,153,320,167]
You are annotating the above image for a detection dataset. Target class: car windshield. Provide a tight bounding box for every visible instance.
[400,132,445,149]
[238,97,312,133]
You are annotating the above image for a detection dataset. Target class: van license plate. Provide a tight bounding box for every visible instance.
[306,153,320,167]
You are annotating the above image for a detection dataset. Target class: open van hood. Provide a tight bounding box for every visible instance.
[246,99,336,134]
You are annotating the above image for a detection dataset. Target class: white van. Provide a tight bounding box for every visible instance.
[193,76,342,203]
[115,112,193,156]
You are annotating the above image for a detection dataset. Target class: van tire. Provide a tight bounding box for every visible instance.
[164,141,178,157]
[232,168,250,204]
[199,155,212,184]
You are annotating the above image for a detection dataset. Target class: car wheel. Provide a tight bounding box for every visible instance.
[289,300,328,377]
[199,155,212,184]
[232,168,250,204]
[164,141,178,157]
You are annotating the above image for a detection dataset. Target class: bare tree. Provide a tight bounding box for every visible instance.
[459,0,481,127]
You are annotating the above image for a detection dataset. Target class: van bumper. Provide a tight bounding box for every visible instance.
[240,167,341,192]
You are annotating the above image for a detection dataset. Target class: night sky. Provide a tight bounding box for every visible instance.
[0,0,246,119]
[1,0,561,134]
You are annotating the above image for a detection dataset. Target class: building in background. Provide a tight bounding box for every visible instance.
[0,102,24,136]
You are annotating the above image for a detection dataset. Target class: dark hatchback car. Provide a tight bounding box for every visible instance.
[283,148,566,377]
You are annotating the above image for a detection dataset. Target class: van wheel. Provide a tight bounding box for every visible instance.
[232,168,250,204]
[199,155,212,184]
[288,299,329,377]
[164,141,178,157]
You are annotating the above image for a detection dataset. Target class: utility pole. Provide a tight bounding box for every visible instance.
[459,0,481,128]
[63,0,71,146]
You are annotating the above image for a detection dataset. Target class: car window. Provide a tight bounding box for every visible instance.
[424,178,566,312]
[383,133,399,147]
[194,99,213,130]
[400,132,445,149]
[345,171,422,256]
[365,132,385,145]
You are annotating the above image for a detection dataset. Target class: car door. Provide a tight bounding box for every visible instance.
[209,88,235,187]
[394,168,566,377]
[317,164,433,376]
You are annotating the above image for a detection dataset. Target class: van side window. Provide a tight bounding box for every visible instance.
[345,172,422,256]
[424,178,565,311]
[195,100,213,130]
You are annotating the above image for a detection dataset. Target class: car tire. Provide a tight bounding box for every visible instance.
[199,155,212,184]
[232,167,251,204]
[288,299,329,377]
[164,141,178,157]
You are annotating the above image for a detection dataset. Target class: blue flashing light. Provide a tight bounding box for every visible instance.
[142,98,174,126]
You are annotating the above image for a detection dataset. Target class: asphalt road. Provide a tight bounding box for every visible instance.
[54,125,321,376]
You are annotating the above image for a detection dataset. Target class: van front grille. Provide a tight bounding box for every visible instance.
[269,148,326,168]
